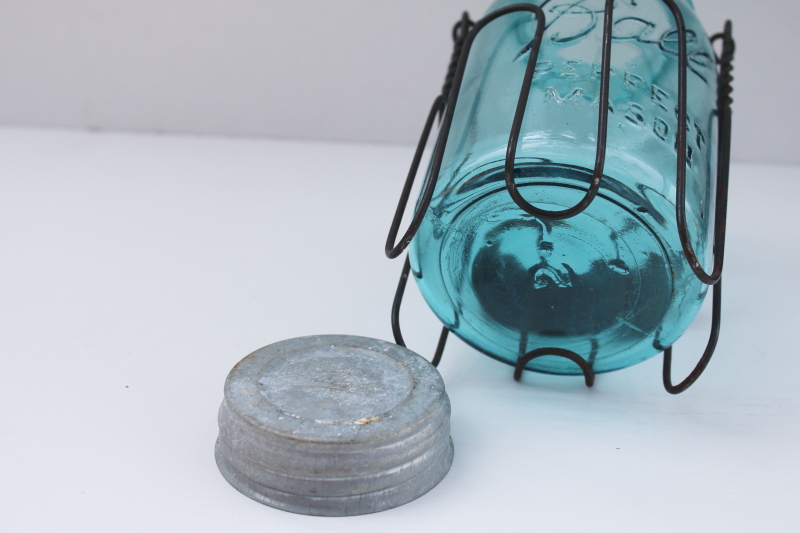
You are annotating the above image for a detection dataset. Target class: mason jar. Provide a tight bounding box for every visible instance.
[409,0,718,374]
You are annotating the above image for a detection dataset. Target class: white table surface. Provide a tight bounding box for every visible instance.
[0,127,797,532]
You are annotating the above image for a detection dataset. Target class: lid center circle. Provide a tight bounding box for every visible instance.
[258,345,412,423]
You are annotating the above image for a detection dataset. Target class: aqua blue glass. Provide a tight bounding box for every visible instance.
[409,0,717,374]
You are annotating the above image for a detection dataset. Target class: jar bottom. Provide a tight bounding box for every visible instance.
[412,163,676,375]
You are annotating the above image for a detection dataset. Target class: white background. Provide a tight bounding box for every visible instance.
[0,130,797,531]
[0,0,797,164]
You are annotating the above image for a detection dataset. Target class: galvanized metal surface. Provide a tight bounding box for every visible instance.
[215,335,453,516]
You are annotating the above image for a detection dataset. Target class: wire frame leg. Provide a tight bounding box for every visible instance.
[391,256,449,367]
[514,348,595,387]
[663,279,722,394]
[660,20,732,394]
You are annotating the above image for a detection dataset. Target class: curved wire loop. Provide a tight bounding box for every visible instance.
[514,348,595,387]
[663,278,722,394]
[391,256,449,367]
[664,2,735,285]
[505,0,615,220]
[384,14,473,260]
[652,12,733,393]
[385,4,546,258]
[384,95,445,259]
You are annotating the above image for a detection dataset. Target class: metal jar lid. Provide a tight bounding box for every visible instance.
[215,334,454,516]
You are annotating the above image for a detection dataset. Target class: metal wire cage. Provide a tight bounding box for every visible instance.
[384,2,735,394]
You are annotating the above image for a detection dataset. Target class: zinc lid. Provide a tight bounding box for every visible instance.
[215,334,453,516]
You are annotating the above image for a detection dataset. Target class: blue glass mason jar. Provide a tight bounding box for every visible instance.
[408,0,718,374]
